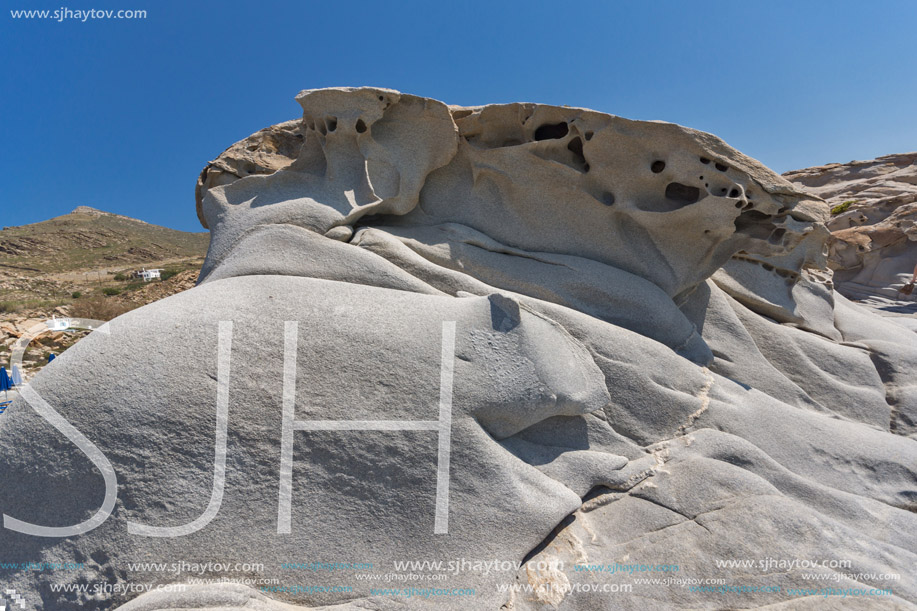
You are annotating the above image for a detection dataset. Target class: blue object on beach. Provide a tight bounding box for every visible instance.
[48,353,56,363]
[0,367,10,393]
[0,401,9,415]
[11,365,22,386]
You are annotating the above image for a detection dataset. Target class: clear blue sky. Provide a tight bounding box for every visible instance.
[2,0,915,232]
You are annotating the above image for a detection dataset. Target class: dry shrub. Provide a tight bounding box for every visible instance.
[69,295,135,321]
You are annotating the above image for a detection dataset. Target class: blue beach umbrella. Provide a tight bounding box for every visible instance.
[48,353,56,363]
[11,365,22,386]
[0,367,10,395]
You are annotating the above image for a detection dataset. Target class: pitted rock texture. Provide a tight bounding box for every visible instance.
[1,89,915,611]
[197,88,828,301]
[784,152,917,302]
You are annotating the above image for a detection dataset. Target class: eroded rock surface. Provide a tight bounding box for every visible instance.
[784,152,917,303]
[1,88,915,611]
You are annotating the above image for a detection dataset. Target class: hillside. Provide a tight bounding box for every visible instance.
[0,206,208,307]
[0,206,208,275]
[0,207,209,379]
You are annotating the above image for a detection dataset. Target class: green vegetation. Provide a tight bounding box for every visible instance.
[101,287,121,296]
[830,200,857,215]
[71,291,82,299]
[160,268,180,282]
[113,273,128,281]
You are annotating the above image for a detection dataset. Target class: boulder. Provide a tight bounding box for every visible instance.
[1,88,914,611]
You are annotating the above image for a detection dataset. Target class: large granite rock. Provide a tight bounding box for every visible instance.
[1,88,915,610]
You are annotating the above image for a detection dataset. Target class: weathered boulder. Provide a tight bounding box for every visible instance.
[1,88,915,611]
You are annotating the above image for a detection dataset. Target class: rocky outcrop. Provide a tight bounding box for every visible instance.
[1,89,915,611]
[784,152,917,302]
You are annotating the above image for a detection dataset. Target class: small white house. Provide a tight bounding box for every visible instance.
[138,268,163,282]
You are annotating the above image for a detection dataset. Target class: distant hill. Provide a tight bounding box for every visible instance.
[0,206,209,378]
[0,206,209,275]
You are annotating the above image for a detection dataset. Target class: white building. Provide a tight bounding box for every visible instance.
[138,268,163,282]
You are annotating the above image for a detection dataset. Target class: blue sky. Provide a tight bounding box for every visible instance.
[2,0,915,232]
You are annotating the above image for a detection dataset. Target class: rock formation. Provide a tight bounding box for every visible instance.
[1,88,915,610]
[784,152,917,304]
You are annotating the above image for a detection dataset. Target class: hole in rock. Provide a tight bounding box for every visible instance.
[534,122,569,140]
[778,206,789,214]
[378,95,384,101]
[567,137,587,170]
[700,157,710,164]
[584,163,590,172]
[651,160,666,173]
[326,117,337,132]
[729,188,740,198]
[734,209,774,236]
[585,131,594,141]
[602,191,616,206]
[769,228,786,244]
[295,134,304,140]
[721,188,728,194]
[715,162,728,172]
[356,119,367,133]
[743,202,754,210]
[735,201,744,208]
[665,182,701,205]
[763,263,775,271]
